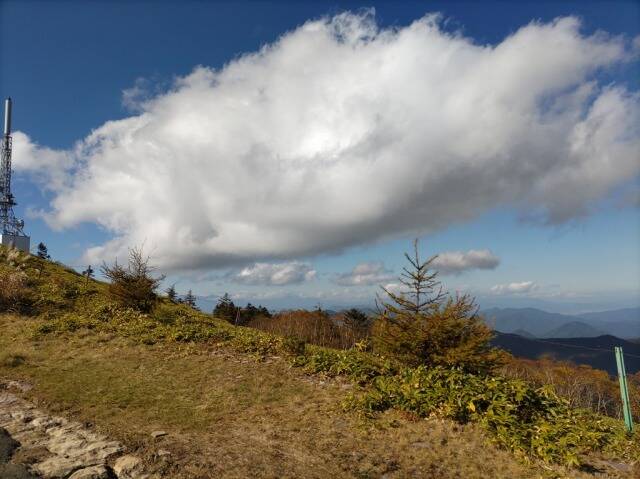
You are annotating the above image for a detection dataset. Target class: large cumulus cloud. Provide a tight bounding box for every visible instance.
[13,12,640,271]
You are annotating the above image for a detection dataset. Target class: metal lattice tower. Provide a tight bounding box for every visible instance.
[0,98,29,252]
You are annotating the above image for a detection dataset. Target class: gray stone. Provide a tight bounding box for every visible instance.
[410,441,430,448]
[112,455,146,479]
[4,381,33,393]
[68,464,114,479]
[1,387,124,478]
[150,430,167,439]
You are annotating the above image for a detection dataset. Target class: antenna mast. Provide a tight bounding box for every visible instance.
[0,97,29,252]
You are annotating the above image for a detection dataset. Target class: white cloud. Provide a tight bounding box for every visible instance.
[490,281,538,295]
[431,249,500,275]
[13,12,640,271]
[232,261,316,286]
[334,261,394,286]
[12,131,74,191]
[382,282,403,295]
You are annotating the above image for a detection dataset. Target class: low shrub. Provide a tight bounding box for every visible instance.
[347,365,639,465]
[281,336,306,356]
[501,356,640,421]
[101,246,164,313]
[248,309,362,349]
[293,346,397,382]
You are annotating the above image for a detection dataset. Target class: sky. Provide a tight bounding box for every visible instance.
[1,0,639,313]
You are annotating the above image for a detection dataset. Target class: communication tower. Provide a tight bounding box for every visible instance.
[0,97,30,252]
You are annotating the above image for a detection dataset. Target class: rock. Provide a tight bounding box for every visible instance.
[150,430,167,439]
[410,442,430,449]
[31,425,123,478]
[68,465,115,479]
[4,381,33,393]
[1,387,124,478]
[34,456,91,478]
[156,449,171,457]
[0,426,19,463]
[593,460,633,473]
[113,455,146,478]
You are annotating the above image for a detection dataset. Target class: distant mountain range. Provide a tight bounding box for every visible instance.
[482,307,639,339]
[491,333,640,375]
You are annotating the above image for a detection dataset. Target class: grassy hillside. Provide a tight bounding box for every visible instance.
[1,248,639,478]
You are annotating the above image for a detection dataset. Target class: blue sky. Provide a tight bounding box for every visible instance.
[1,0,639,313]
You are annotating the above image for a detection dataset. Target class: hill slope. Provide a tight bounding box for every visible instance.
[491,333,640,375]
[0,250,638,477]
[482,307,583,337]
[543,321,606,339]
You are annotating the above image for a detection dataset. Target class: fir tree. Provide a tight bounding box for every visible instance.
[36,242,50,260]
[373,239,503,374]
[214,293,237,323]
[343,308,370,333]
[184,290,198,309]
[236,303,272,325]
[81,265,94,283]
[166,284,177,302]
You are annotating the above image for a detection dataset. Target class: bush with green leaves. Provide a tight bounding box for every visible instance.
[348,365,639,465]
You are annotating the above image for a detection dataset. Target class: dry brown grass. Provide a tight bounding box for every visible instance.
[248,310,366,350]
[0,268,29,312]
[501,357,640,421]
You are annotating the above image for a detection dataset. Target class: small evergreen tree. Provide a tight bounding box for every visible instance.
[373,239,503,374]
[36,242,50,260]
[81,265,94,283]
[184,290,198,309]
[342,308,370,333]
[214,293,237,323]
[166,284,177,302]
[236,302,272,325]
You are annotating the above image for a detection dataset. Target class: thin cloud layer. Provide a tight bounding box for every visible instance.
[232,262,316,286]
[491,281,538,295]
[432,249,500,275]
[334,261,394,286]
[13,12,640,271]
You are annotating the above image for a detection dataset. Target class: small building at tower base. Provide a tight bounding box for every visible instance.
[0,233,30,253]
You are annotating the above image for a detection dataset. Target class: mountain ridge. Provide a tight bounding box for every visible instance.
[482,306,639,339]
[490,332,640,375]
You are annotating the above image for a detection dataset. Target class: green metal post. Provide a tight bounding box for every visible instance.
[614,346,634,433]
